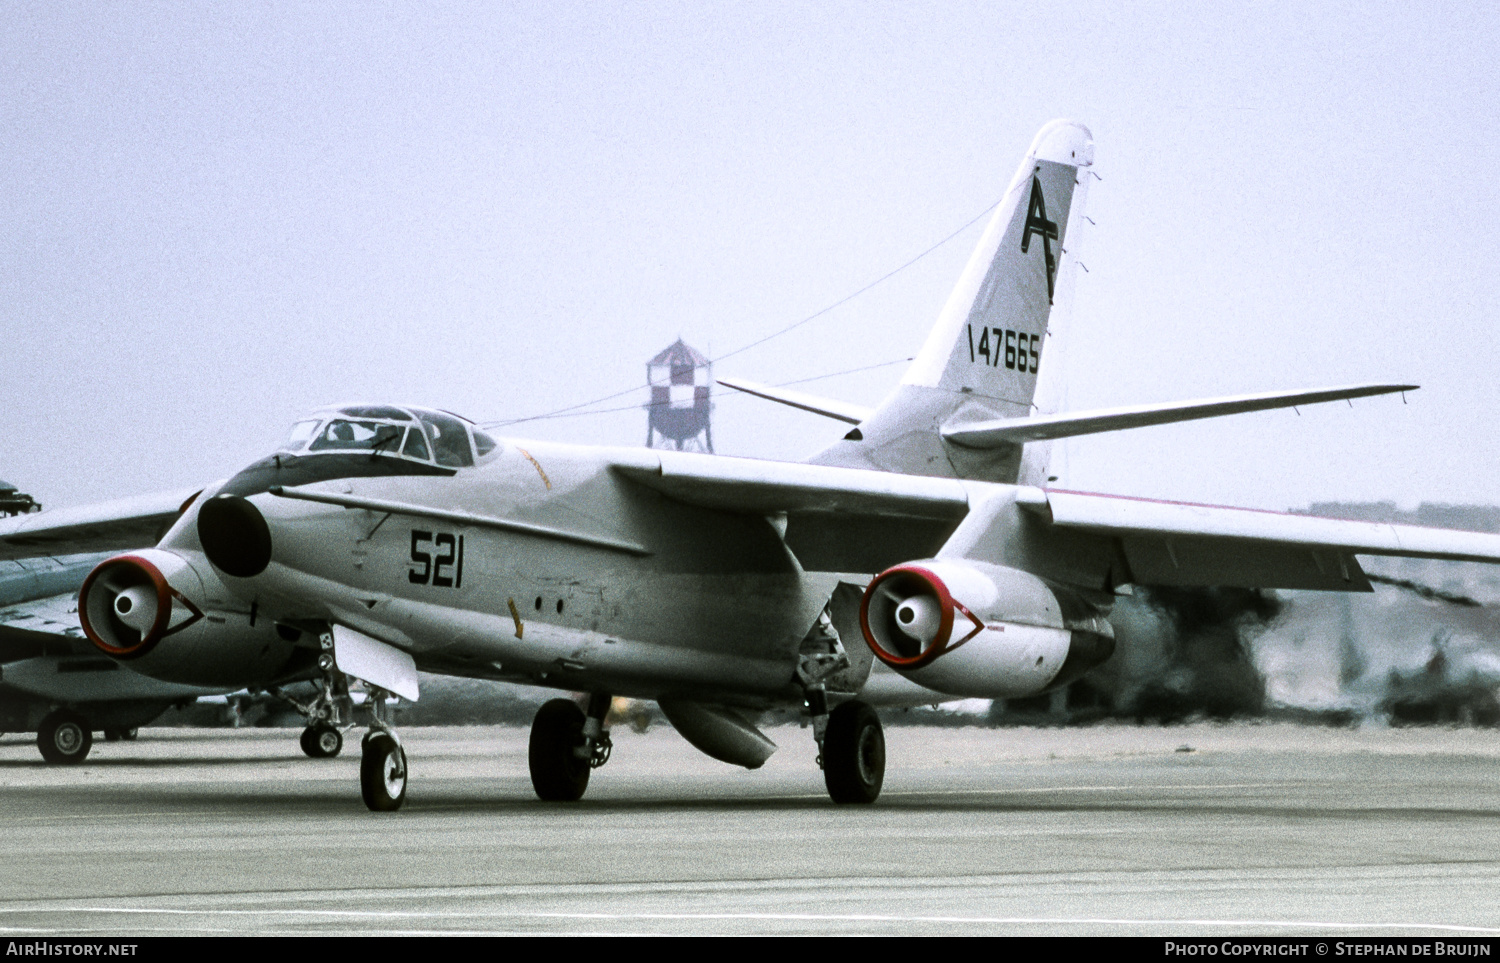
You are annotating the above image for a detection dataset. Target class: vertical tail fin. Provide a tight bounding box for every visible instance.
[810,120,1093,482]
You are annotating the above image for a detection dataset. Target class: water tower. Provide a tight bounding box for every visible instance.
[645,339,713,452]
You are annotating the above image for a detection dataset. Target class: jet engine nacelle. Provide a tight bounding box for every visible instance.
[78,548,306,688]
[859,560,1115,699]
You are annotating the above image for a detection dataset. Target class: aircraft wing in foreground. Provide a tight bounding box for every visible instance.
[11,119,1497,811]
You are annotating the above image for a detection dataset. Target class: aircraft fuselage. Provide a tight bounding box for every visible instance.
[175,439,844,707]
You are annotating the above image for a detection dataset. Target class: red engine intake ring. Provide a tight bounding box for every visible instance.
[858,563,986,671]
[78,555,175,659]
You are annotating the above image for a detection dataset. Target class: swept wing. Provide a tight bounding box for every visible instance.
[0,488,200,562]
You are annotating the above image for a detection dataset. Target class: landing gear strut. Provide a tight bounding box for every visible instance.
[359,686,406,812]
[794,615,884,804]
[529,693,612,802]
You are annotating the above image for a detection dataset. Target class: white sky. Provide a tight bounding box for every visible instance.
[4,2,1498,513]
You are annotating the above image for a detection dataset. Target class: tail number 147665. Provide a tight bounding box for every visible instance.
[409,530,464,588]
[967,324,1040,373]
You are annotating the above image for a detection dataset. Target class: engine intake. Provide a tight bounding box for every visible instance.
[78,553,202,659]
[79,548,305,687]
[860,560,1114,699]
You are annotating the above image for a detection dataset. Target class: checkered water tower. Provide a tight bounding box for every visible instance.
[645,339,714,453]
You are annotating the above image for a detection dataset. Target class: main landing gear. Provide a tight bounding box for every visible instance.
[797,625,886,804]
[821,701,885,804]
[359,687,406,812]
[529,693,613,802]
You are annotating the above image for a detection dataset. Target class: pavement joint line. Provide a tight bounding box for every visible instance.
[8,860,1498,911]
[880,782,1297,796]
[1,907,1498,934]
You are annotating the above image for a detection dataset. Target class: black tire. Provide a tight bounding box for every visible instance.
[301,724,343,759]
[102,727,138,743]
[120,727,138,742]
[529,699,591,802]
[37,710,93,766]
[823,701,885,804]
[360,732,407,812]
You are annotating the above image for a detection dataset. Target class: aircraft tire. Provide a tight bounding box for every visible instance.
[529,699,591,802]
[301,724,343,758]
[37,710,93,766]
[823,701,885,804]
[102,727,138,743]
[360,732,407,812]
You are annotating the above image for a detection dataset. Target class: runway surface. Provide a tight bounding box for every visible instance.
[1,721,1499,936]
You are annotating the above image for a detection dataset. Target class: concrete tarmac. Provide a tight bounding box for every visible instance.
[1,722,1499,936]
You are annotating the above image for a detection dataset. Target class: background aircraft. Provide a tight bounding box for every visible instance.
[8,122,1500,811]
[0,484,360,761]
[0,550,222,762]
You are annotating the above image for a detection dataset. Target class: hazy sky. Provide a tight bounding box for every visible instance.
[4,2,1498,513]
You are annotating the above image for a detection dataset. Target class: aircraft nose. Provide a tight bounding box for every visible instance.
[197,493,272,577]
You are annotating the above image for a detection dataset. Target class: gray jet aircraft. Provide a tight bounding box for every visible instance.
[8,120,1500,810]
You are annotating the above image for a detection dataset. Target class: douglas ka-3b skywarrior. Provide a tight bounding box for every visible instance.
[8,120,1500,811]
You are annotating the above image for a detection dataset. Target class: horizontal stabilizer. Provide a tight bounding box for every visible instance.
[717,378,874,425]
[942,384,1418,447]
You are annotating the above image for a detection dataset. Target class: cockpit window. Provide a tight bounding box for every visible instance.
[419,412,474,468]
[402,427,431,461]
[308,419,405,453]
[473,430,498,458]
[282,420,322,451]
[338,405,414,421]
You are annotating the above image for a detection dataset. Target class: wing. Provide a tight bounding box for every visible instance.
[0,488,201,562]
[0,591,92,662]
[612,449,968,518]
[612,449,970,574]
[610,450,1500,591]
[1015,487,1500,590]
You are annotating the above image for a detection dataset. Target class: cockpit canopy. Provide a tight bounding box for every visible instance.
[280,405,498,468]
